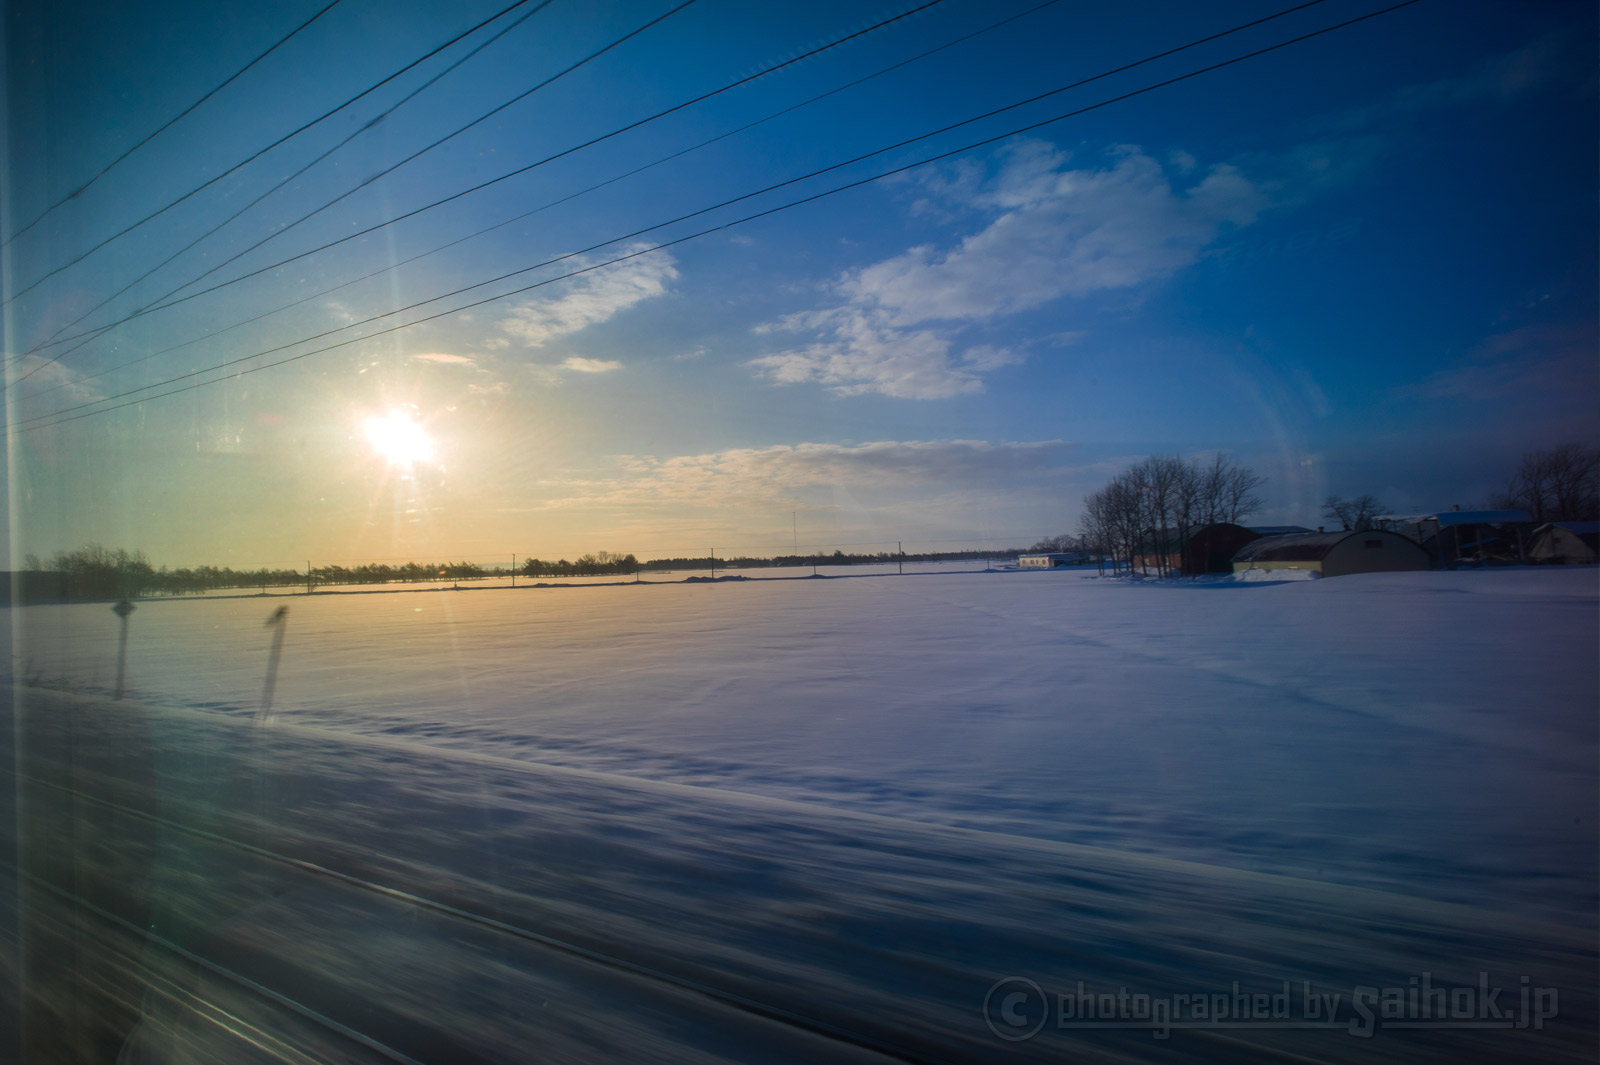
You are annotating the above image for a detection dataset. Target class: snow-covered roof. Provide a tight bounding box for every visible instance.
[1379,509,1530,527]
[1245,525,1315,536]
[1233,532,1348,562]
[1232,529,1422,563]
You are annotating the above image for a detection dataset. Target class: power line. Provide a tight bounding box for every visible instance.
[133,0,702,315]
[11,0,560,384]
[17,0,946,382]
[19,0,1060,405]
[5,0,1422,438]
[1,0,542,307]
[6,0,1404,433]
[2,0,346,247]
[19,0,1309,378]
[88,0,944,360]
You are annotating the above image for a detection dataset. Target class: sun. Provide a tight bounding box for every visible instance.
[363,410,435,468]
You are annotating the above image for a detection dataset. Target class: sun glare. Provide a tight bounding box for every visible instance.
[363,410,435,468]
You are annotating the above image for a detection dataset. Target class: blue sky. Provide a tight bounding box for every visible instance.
[2,0,1595,565]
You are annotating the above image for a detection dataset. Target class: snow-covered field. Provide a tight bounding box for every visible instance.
[2,565,1595,1062]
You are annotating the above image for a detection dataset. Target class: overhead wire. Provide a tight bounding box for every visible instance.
[52,0,947,371]
[19,0,1064,404]
[16,0,948,382]
[11,0,561,378]
[6,0,1423,438]
[125,0,704,317]
[2,0,345,246]
[6,0,1408,434]
[17,0,1308,380]
[1,0,543,306]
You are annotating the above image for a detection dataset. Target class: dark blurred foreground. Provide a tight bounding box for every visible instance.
[0,685,1593,1064]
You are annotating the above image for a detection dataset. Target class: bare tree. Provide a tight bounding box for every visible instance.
[1322,494,1384,532]
[1493,443,1600,523]
[1133,456,1185,577]
[1080,454,1268,577]
[1218,462,1265,524]
[1026,533,1084,553]
[1078,491,1115,574]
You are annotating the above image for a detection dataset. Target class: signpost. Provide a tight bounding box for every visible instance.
[258,606,289,724]
[111,599,135,700]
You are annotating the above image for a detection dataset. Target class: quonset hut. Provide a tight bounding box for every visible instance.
[1527,522,1599,564]
[1231,529,1429,578]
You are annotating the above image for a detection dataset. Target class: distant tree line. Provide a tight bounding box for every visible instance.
[521,548,1030,575]
[19,545,306,600]
[17,543,1043,601]
[1024,533,1089,553]
[311,560,489,586]
[521,551,638,577]
[16,546,505,601]
[1077,455,1265,576]
[25,545,163,600]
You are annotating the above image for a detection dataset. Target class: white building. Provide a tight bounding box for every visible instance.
[1018,553,1087,568]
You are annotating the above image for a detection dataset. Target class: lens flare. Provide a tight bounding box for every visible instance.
[363,410,435,468]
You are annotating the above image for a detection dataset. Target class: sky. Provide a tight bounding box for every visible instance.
[2,0,1595,567]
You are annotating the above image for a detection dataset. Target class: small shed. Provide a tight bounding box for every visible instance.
[1178,524,1314,575]
[1131,537,1182,574]
[1181,523,1262,575]
[1527,522,1599,564]
[1232,530,1430,578]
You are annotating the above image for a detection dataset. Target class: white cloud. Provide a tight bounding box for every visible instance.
[560,357,622,374]
[5,353,105,406]
[849,143,1264,327]
[750,310,1005,399]
[534,439,1080,512]
[751,142,1266,399]
[1406,322,1599,402]
[500,246,676,347]
[409,351,477,366]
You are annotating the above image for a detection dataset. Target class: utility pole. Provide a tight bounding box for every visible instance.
[898,541,903,575]
[793,512,798,556]
[710,548,715,580]
[511,554,516,589]
[306,560,312,595]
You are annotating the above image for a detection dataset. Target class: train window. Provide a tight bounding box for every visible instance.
[3,2,1596,1062]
